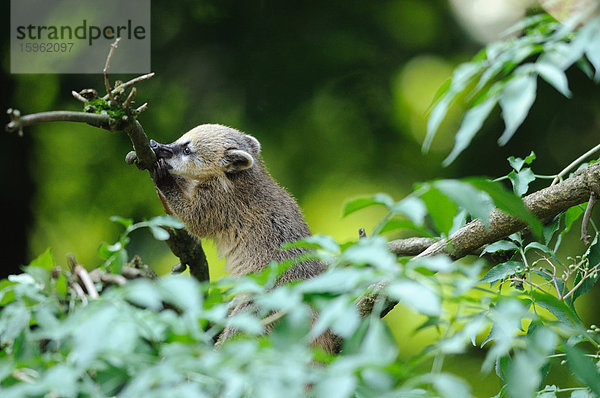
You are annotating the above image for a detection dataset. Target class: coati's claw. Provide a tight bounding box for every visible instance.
[152,158,170,184]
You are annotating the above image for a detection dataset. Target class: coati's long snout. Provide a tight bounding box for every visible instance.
[150,139,173,159]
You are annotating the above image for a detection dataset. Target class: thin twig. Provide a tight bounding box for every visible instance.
[135,102,148,114]
[563,269,589,301]
[103,38,121,103]
[581,192,595,245]
[74,265,99,298]
[552,142,600,185]
[71,90,89,103]
[123,87,137,108]
[510,276,552,296]
[71,283,88,306]
[101,73,155,101]
[262,311,287,327]
[542,257,564,299]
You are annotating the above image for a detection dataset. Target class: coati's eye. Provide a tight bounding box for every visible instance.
[183,146,191,155]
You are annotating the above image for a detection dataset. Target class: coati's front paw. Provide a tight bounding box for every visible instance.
[152,158,173,187]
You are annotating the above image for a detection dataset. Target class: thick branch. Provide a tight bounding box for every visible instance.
[123,120,156,169]
[387,237,437,257]
[415,162,600,259]
[165,228,210,281]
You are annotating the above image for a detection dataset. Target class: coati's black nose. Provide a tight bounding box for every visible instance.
[150,139,174,159]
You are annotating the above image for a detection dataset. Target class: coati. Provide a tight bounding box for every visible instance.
[150,124,339,351]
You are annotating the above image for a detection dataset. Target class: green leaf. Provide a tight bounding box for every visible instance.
[563,206,585,233]
[482,299,531,372]
[313,374,357,398]
[148,215,185,229]
[443,95,499,166]
[425,95,452,153]
[508,168,536,196]
[284,234,340,255]
[149,225,171,241]
[508,151,536,172]
[425,61,485,153]
[505,351,541,398]
[342,193,394,217]
[534,61,572,97]
[583,18,600,80]
[543,217,560,245]
[106,249,128,274]
[360,319,398,365]
[565,345,600,396]
[498,73,537,146]
[341,237,397,271]
[430,373,472,398]
[571,272,600,304]
[475,42,535,93]
[419,184,459,236]
[110,215,134,228]
[480,261,522,284]
[39,364,79,398]
[390,196,427,227]
[586,234,600,266]
[570,389,594,398]
[310,296,360,340]
[0,302,31,345]
[386,280,441,316]
[124,279,163,311]
[570,235,600,302]
[466,178,543,237]
[28,248,55,271]
[524,241,552,255]
[71,305,136,368]
[531,290,582,326]
[377,218,425,235]
[433,180,495,228]
[159,276,202,314]
[481,240,520,255]
[506,326,556,398]
[0,279,16,306]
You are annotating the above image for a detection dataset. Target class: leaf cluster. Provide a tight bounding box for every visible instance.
[425,14,600,166]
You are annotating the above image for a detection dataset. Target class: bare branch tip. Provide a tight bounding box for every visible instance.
[72,90,89,103]
[123,87,137,108]
[135,103,148,114]
[5,108,23,135]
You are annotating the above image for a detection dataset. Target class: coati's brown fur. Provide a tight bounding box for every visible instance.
[151,124,339,352]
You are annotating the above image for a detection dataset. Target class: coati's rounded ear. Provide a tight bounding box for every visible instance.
[244,134,261,154]
[223,149,254,172]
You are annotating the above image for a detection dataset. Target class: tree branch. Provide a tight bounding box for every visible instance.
[5,109,112,134]
[355,162,600,322]
[387,237,438,257]
[414,162,600,259]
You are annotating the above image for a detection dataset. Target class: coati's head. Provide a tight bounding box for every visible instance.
[150,124,261,181]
